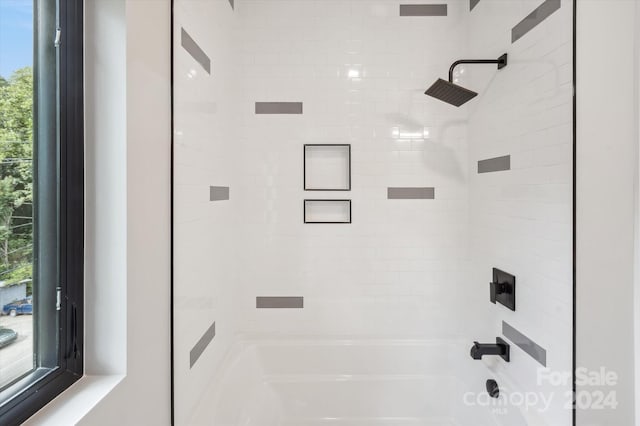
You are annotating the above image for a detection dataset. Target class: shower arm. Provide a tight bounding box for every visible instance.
[448,54,508,83]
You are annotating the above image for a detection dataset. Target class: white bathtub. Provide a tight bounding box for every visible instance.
[186,338,534,426]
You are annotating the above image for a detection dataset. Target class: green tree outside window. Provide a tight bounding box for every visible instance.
[0,67,33,294]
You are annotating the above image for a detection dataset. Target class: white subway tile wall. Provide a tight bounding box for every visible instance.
[468,0,573,425]
[173,0,240,423]
[173,0,573,425]
[235,0,470,340]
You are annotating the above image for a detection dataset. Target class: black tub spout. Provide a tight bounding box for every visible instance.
[470,338,510,362]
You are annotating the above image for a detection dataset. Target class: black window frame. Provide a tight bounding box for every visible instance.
[0,0,84,423]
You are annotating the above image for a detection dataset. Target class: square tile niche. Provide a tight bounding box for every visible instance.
[304,144,351,191]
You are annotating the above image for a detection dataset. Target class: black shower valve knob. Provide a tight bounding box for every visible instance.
[490,281,509,303]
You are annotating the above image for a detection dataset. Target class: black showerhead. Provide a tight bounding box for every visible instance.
[425,79,478,107]
[425,53,507,107]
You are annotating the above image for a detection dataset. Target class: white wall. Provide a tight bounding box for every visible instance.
[25,0,172,424]
[81,0,173,423]
[83,0,128,378]
[576,1,637,425]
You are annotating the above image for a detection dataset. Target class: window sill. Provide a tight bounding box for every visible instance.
[22,374,125,425]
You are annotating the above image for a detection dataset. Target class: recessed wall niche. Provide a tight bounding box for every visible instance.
[304,200,352,224]
[304,144,351,191]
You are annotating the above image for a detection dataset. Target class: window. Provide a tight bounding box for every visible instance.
[0,0,83,423]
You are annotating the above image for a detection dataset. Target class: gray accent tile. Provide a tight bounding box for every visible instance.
[256,297,304,309]
[190,321,216,368]
[387,187,435,200]
[477,155,510,174]
[210,186,230,201]
[228,0,234,10]
[181,28,211,74]
[399,4,447,16]
[470,0,481,11]
[503,321,547,367]
[512,0,561,43]
[255,102,303,114]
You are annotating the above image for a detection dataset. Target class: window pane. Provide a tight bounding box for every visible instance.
[0,0,36,389]
[0,0,60,392]
[0,0,81,420]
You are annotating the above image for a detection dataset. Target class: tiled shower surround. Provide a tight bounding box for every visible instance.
[173,1,573,425]
[468,1,573,424]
